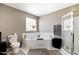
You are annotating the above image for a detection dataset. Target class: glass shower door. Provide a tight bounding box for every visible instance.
[62,12,74,54]
[74,12,79,55]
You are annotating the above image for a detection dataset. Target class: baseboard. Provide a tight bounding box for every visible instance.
[59,48,71,55]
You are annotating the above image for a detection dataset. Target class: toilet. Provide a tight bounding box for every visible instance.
[8,33,20,54]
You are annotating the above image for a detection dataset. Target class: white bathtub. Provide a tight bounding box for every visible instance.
[22,32,54,49]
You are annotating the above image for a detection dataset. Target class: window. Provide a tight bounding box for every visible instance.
[26,17,37,32]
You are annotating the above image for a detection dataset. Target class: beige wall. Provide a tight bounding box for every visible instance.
[39,4,79,32]
[0,4,38,41]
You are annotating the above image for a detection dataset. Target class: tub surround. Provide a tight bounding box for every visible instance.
[22,32,62,50]
[22,32,55,49]
[22,32,54,40]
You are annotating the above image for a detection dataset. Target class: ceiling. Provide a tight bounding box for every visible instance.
[4,3,77,16]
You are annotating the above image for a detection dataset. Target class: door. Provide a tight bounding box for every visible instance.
[62,12,74,54]
[74,15,79,54]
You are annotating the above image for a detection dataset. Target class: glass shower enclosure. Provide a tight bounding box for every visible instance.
[62,11,79,55]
